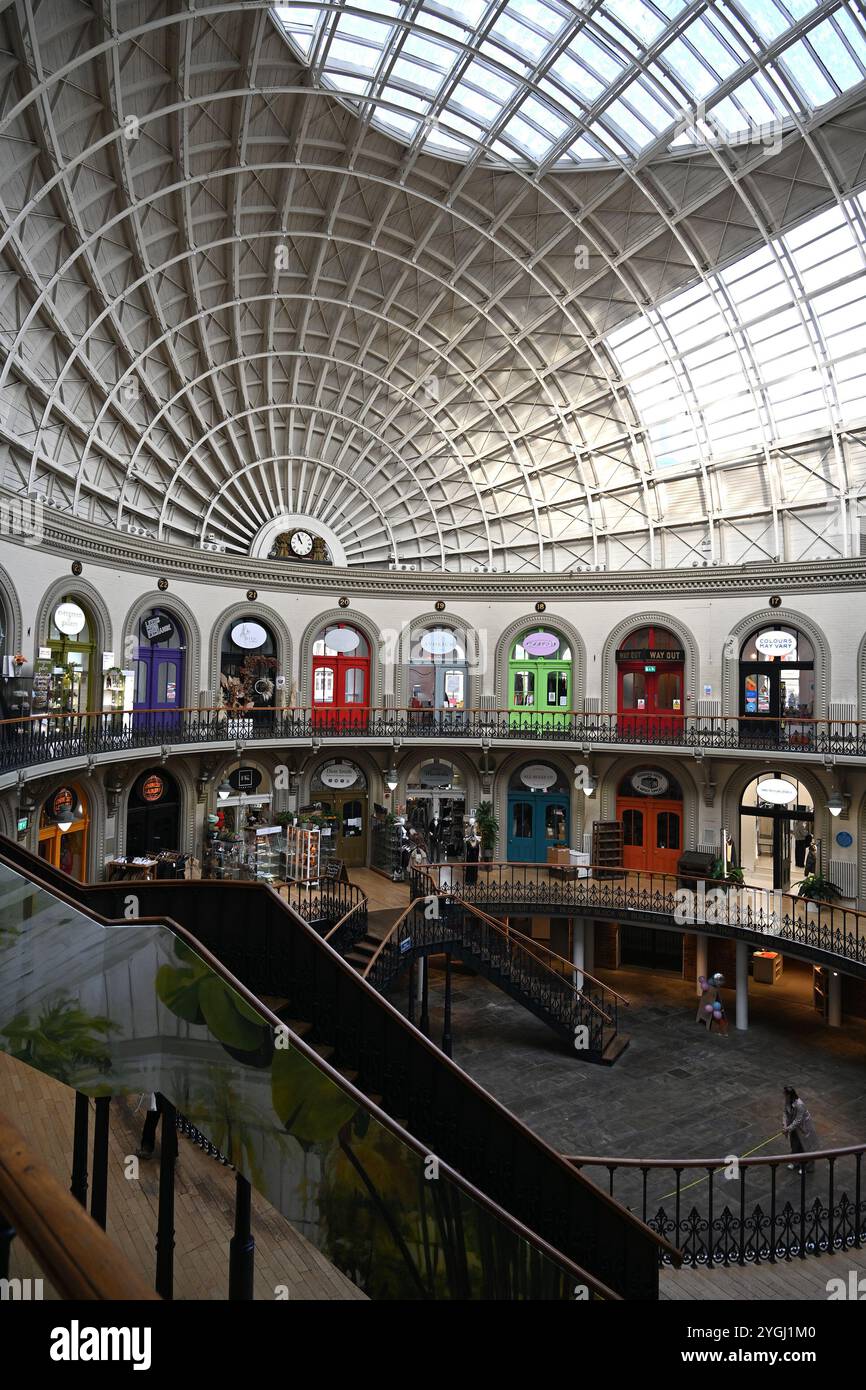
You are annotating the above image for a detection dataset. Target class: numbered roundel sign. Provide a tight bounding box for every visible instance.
[520,631,560,658]
[141,774,164,803]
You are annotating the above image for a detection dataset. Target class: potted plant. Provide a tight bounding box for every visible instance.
[474,802,499,863]
[794,873,842,903]
[710,857,745,892]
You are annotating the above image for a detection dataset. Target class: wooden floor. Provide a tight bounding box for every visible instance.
[349,866,409,910]
[1,1051,366,1301]
[661,1244,866,1300]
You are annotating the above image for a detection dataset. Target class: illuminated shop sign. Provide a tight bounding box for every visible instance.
[520,632,560,658]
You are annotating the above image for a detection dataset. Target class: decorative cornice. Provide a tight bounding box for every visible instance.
[6,501,866,600]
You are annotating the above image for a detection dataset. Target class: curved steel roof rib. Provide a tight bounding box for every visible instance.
[0,0,864,571]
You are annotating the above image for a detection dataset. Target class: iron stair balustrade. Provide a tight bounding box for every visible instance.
[358,891,620,1061]
[3,706,866,775]
[0,840,672,1299]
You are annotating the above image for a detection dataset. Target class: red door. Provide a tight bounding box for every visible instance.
[618,664,684,741]
[618,797,682,876]
[312,654,369,729]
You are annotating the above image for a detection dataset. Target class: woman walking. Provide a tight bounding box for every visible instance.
[783,1085,819,1173]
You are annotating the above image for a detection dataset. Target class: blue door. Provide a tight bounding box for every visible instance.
[507,793,569,862]
[133,612,185,732]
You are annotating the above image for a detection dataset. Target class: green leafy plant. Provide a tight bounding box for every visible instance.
[710,857,744,886]
[794,873,842,902]
[0,996,118,1086]
[156,939,274,1067]
[473,802,499,858]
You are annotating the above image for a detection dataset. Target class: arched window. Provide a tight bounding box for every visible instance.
[406,627,468,720]
[220,617,278,711]
[38,783,89,879]
[45,596,97,714]
[312,625,370,729]
[616,624,685,737]
[134,609,186,728]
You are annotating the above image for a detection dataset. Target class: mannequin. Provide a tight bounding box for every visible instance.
[428,814,442,863]
[464,828,481,887]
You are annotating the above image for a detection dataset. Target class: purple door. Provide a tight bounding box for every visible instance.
[134,612,184,732]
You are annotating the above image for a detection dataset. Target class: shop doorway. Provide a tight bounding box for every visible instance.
[508,629,572,731]
[620,924,683,973]
[134,610,185,731]
[507,763,570,862]
[45,597,98,715]
[738,773,814,892]
[219,616,278,730]
[405,627,467,729]
[38,784,89,879]
[126,769,181,857]
[312,625,370,730]
[405,759,466,860]
[616,624,684,740]
[617,769,682,875]
[310,761,368,866]
[739,626,815,746]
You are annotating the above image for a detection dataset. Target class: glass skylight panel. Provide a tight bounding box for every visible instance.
[273,1,866,166]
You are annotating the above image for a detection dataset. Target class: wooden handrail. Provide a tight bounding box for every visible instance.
[0,1109,158,1300]
[324,894,369,942]
[564,1140,866,1169]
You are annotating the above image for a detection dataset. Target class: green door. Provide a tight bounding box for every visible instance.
[508,658,571,731]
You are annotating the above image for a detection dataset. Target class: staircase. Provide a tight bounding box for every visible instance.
[0,836,673,1299]
[353,893,630,1065]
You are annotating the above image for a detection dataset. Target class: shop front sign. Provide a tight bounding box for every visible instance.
[143,614,174,643]
[53,603,86,637]
[420,630,457,655]
[229,767,263,793]
[617,648,684,662]
[520,764,557,790]
[756,778,797,805]
[630,771,669,796]
[420,762,454,788]
[52,787,76,818]
[753,631,797,658]
[324,627,360,653]
[520,632,560,658]
[141,774,164,803]
[319,762,359,789]
[230,621,268,650]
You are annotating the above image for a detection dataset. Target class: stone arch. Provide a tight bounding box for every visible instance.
[598,753,700,854]
[34,575,112,655]
[209,600,293,705]
[115,757,197,860]
[858,789,866,909]
[301,750,384,860]
[395,746,481,808]
[857,629,866,721]
[30,774,106,879]
[493,748,583,862]
[720,607,829,719]
[394,610,482,710]
[721,762,830,880]
[600,611,700,717]
[298,608,384,707]
[120,591,203,710]
[494,613,586,711]
[0,561,23,658]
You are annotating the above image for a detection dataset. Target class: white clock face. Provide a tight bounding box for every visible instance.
[290,530,313,556]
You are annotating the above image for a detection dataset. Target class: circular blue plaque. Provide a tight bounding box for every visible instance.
[836,830,853,848]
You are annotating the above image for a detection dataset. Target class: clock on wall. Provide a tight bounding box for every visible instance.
[290,529,313,557]
[270,530,331,564]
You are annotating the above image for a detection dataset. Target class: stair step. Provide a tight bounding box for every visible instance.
[365,1093,384,1108]
[275,1015,313,1039]
[310,1042,336,1063]
[337,1068,359,1085]
[259,995,289,1013]
[344,952,368,968]
[600,1032,631,1067]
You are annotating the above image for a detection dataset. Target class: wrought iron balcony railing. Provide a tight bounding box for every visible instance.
[1,704,864,772]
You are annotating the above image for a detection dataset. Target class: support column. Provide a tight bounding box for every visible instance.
[571,920,585,991]
[407,959,415,1026]
[228,1174,255,1300]
[735,940,749,1031]
[90,1096,110,1230]
[442,952,453,1058]
[828,970,842,1028]
[583,920,595,977]
[155,1096,178,1299]
[696,935,708,993]
[70,1091,89,1208]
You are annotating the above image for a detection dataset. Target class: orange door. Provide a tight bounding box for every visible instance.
[618,798,682,876]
